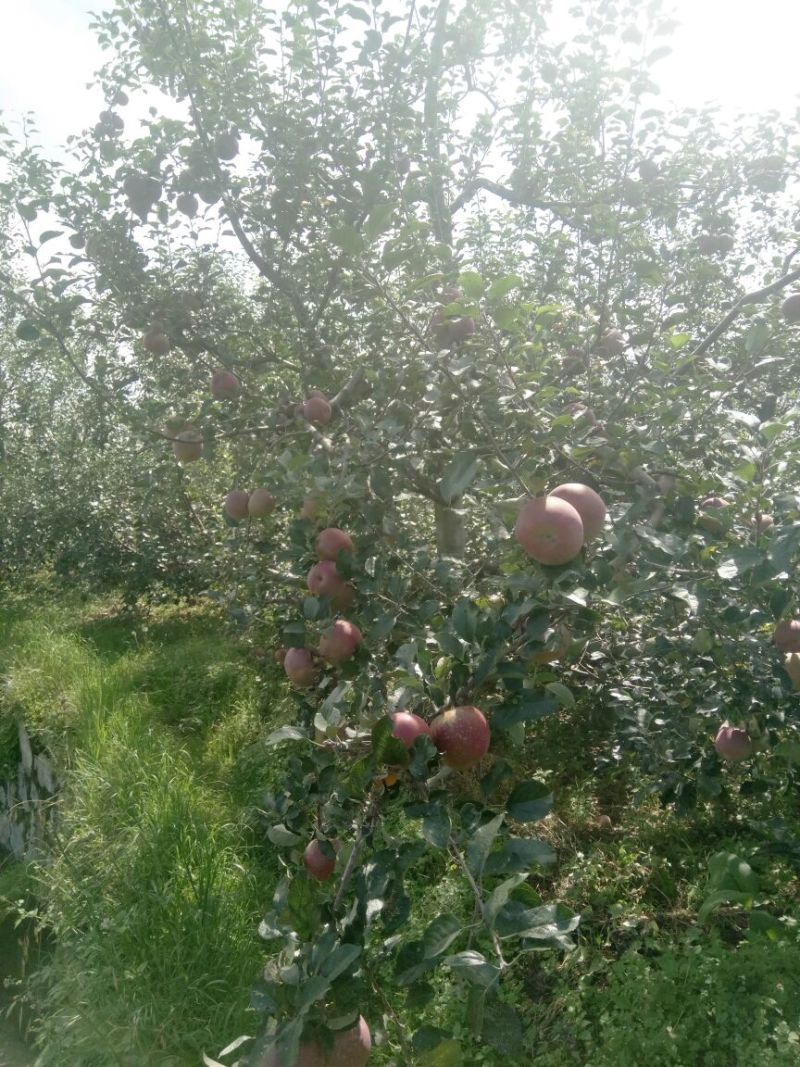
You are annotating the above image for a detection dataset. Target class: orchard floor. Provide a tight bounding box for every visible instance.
[0,580,798,1065]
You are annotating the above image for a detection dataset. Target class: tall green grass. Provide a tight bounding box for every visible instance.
[0,590,286,1066]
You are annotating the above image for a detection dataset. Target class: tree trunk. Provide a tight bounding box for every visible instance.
[435,502,465,558]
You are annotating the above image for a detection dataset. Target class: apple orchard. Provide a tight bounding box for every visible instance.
[3,0,800,1063]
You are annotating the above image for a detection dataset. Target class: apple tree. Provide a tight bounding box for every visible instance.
[3,0,800,1061]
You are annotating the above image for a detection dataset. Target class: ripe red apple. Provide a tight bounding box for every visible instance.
[249,488,276,517]
[143,329,171,355]
[774,619,800,652]
[783,653,800,690]
[566,403,598,426]
[262,1017,371,1067]
[303,838,339,881]
[303,395,333,425]
[448,316,476,341]
[300,496,319,520]
[391,711,432,748]
[549,483,607,539]
[638,158,659,181]
[715,233,734,253]
[319,620,363,664]
[171,427,203,463]
[316,528,354,561]
[224,490,250,520]
[782,293,800,323]
[327,1017,371,1067]
[306,562,355,609]
[752,513,774,534]
[210,369,241,399]
[698,496,730,534]
[514,496,584,565]
[600,329,626,356]
[714,724,753,762]
[430,705,490,770]
[284,648,320,688]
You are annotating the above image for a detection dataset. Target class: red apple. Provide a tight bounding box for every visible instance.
[303,838,339,881]
[210,369,241,399]
[714,724,753,762]
[284,648,320,688]
[698,496,730,534]
[783,653,800,690]
[774,620,800,652]
[316,528,354,560]
[549,482,607,539]
[224,490,250,520]
[319,620,363,664]
[600,329,626,356]
[566,403,598,426]
[391,711,432,748]
[248,488,276,517]
[142,329,171,355]
[328,1017,371,1066]
[431,705,490,770]
[638,159,659,181]
[752,513,774,534]
[171,427,203,463]
[782,293,800,323]
[303,395,333,425]
[514,496,584,565]
[300,496,319,520]
[306,562,355,610]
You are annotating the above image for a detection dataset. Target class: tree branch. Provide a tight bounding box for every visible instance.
[691,267,800,358]
[449,176,591,220]
[423,0,453,247]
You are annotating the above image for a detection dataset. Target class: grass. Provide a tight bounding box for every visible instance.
[0,581,798,1065]
[0,585,287,1066]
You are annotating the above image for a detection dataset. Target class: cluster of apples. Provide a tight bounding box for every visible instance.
[710,603,800,764]
[697,495,774,537]
[514,482,607,565]
[283,527,361,690]
[224,487,277,520]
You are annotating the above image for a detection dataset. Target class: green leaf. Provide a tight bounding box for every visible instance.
[716,548,763,580]
[484,874,527,926]
[365,202,395,239]
[507,781,552,822]
[466,813,504,876]
[418,1039,463,1067]
[423,913,462,957]
[492,696,556,729]
[422,808,451,849]
[15,321,40,341]
[321,942,361,980]
[265,725,309,746]
[443,950,499,987]
[267,823,303,846]
[371,716,409,766]
[487,274,522,300]
[482,998,524,1056]
[438,453,480,504]
[331,225,365,254]
[458,271,484,299]
[484,837,555,875]
[544,681,574,708]
[297,973,330,1009]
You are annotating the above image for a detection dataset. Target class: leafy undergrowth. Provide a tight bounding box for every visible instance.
[0,584,798,1065]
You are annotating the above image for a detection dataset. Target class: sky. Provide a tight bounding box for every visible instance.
[0,0,798,149]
